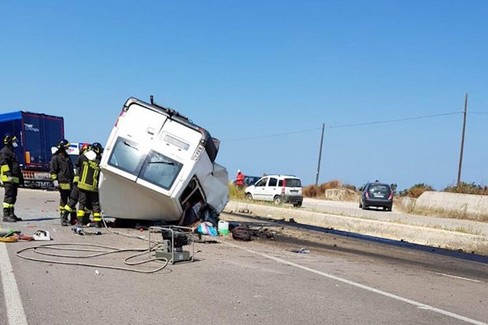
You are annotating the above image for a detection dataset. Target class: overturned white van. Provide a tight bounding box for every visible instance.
[98,97,228,224]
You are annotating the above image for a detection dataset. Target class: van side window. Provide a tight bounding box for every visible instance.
[269,177,277,187]
[256,178,267,187]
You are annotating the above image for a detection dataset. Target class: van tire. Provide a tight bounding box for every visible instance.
[273,196,282,205]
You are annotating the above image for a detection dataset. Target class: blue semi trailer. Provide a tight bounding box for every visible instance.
[0,111,64,188]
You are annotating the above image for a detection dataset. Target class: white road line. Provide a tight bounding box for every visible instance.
[0,243,28,325]
[224,241,487,325]
[434,272,483,283]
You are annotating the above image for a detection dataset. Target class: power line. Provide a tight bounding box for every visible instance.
[227,111,463,142]
[227,127,321,142]
[327,111,462,129]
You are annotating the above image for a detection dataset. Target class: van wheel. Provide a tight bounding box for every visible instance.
[273,196,282,205]
[245,193,253,201]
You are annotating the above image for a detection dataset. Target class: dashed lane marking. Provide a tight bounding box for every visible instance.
[224,241,487,325]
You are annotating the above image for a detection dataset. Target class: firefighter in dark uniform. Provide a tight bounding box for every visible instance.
[63,143,92,225]
[49,139,74,226]
[76,142,103,227]
[0,133,22,222]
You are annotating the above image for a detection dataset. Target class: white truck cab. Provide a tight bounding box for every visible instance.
[99,97,228,223]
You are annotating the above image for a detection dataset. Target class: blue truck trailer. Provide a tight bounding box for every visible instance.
[0,111,64,188]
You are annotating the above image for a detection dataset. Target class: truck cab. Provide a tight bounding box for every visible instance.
[99,97,228,223]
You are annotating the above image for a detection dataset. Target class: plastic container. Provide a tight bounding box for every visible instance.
[218,220,229,236]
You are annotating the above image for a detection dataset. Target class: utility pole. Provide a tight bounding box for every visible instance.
[457,93,468,187]
[315,123,325,186]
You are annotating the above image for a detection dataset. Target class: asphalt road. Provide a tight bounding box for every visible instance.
[0,189,487,325]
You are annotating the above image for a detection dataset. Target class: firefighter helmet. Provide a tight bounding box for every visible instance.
[3,133,17,145]
[81,143,91,153]
[91,142,104,155]
[57,139,70,150]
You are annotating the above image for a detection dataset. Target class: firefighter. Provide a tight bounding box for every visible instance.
[62,143,92,225]
[50,139,75,226]
[0,133,22,222]
[76,142,103,228]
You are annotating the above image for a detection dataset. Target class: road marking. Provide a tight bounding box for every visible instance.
[0,243,28,325]
[434,272,483,283]
[224,241,487,325]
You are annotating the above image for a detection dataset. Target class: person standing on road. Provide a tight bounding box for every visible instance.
[62,143,92,225]
[50,139,75,226]
[0,133,23,222]
[76,142,103,227]
[235,169,245,188]
[64,143,91,225]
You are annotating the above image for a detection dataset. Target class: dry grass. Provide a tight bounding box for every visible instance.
[303,180,357,198]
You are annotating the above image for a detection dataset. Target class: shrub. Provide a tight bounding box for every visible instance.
[228,184,246,200]
[400,183,435,198]
[303,180,356,198]
[443,182,488,195]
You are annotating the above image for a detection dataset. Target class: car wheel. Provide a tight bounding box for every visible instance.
[293,202,302,208]
[359,201,363,208]
[361,204,368,210]
[273,195,282,205]
[245,193,253,201]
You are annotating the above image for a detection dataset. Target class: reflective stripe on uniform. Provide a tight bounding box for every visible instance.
[59,183,71,190]
[93,212,101,222]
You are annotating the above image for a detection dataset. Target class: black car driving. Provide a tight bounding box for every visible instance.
[359,182,393,211]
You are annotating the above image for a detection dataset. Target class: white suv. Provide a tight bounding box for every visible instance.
[244,175,303,207]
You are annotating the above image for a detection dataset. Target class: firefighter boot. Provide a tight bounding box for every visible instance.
[92,212,102,228]
[70,211,79,225]
[60,210,70,226]
[3,207,17,223]
[11,207,22,221]
[82,209,91,225]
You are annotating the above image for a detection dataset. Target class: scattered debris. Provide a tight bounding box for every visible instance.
[32,230,51,241]
[292,248,310,254]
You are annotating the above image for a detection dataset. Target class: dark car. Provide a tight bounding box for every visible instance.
[359,182,393,211]
[232,175,261,187]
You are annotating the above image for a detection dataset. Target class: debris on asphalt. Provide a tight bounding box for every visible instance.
[292,248,310,254]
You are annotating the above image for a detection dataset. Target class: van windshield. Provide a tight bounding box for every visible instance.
[108,137,182,190]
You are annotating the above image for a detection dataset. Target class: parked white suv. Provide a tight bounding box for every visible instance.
[244,175,303,207]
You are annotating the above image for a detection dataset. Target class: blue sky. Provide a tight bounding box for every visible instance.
[1,1,487,190]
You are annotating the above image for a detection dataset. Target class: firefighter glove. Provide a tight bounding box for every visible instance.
[53,180,59,188]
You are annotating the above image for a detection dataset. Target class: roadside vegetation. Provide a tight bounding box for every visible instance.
[229,180,488,200]
[227,180,488,221]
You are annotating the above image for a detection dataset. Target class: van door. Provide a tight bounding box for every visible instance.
[263,176,278,201]
[252,177,269,201]
[103,103,169,182]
